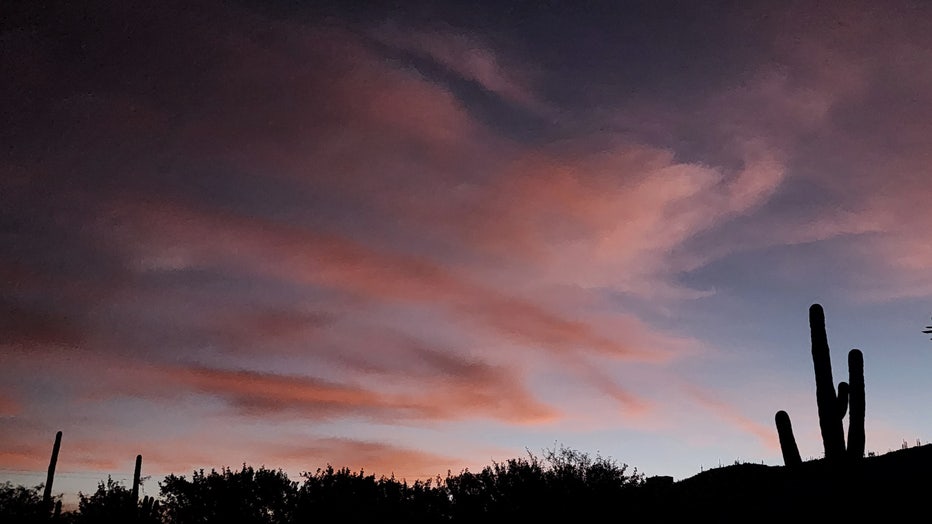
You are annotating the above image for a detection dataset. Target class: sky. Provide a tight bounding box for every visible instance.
[3,0,932,505]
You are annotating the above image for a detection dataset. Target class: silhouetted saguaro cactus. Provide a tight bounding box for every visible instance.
[775,305,867,466]
[139,495,160,522]
[775,410,801,467]
[43,431,62,507]
[132,454,142,503]
[847,349,865,459]
[810,304,846,461]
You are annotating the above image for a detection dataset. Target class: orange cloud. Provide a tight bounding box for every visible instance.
[168,363,556,425]
[102,198,669,364]
[46,345,557,426]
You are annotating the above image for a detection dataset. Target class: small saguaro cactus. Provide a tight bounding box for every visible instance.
[774,305,866,466]
[775,411,802,467]
[43,431,62,507]
[140,495,160,522]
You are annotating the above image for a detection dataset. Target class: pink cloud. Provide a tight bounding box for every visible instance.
[39,347,557,426]
[164,363,556,425]
[0,443,49,471]
[100,198,670,364]
[401,140,787,302]
[719,12,932,301]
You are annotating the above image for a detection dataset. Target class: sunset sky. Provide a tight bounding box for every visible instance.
[3,0,932,505]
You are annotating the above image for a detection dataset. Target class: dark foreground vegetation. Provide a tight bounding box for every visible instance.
[4,444,932,523]
[1,446,648,523]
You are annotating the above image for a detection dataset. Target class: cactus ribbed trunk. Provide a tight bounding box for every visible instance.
[810,304,846,461]
[132,454,142,503]
[847,349,865,459]
[775,410,802,467]
[43,431,62,507]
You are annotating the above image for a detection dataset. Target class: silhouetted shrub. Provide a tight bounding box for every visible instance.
[159,465,295,524]
[0,482,54,524]
[74,476,161,524]
[442,446,643,521]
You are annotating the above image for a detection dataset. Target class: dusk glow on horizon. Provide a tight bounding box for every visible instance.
[3,0,932,506]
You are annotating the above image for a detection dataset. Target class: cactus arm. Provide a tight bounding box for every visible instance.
[775,410,802,467]
[836,381,849,419]
[847,349,865,458]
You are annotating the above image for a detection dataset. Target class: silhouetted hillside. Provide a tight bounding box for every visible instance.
[651,445,932,521]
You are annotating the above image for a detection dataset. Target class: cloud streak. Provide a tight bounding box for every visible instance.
[683,385,779,452]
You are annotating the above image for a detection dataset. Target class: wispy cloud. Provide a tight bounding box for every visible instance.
[683,385,779,452]
[371,23,551,115]
[163,363,556,424]
[102,197,674,363]
[272,438,463,479]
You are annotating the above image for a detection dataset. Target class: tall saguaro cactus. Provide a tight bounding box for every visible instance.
[810,304,846,461]
[43,431,62,506]
[774,305,866,466]
[132,454,143,503]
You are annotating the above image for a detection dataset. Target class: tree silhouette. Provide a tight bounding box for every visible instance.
[160,465,296,524]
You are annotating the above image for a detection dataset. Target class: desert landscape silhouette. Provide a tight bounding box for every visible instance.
[3,303,930,523]
[4,2,932,522]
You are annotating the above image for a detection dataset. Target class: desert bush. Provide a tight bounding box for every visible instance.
[0,482,55,524]
[159,465,295,524]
